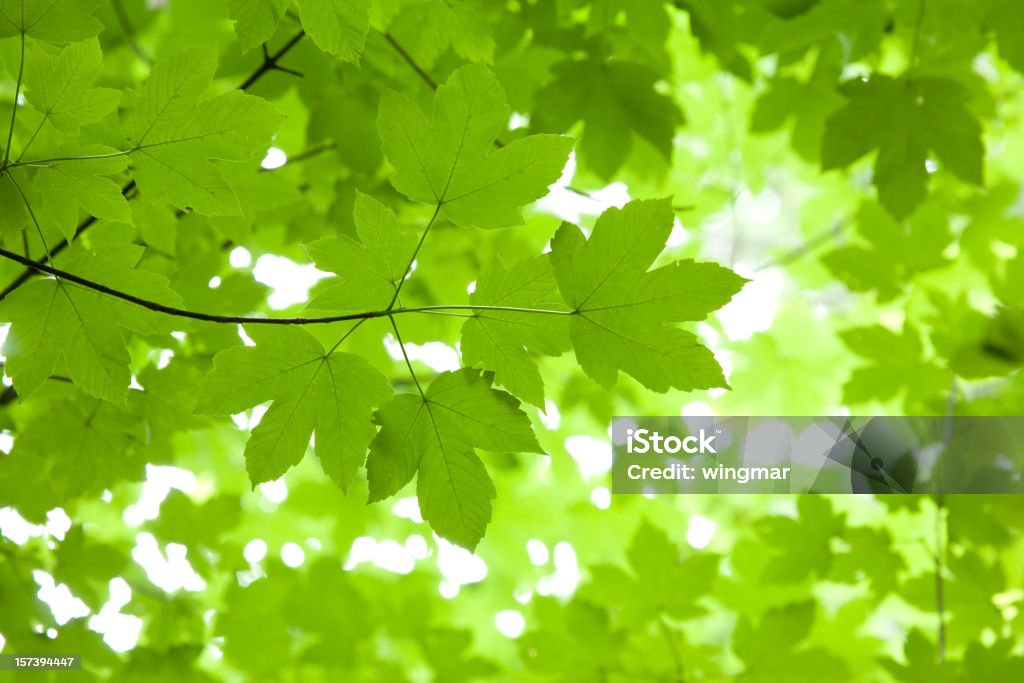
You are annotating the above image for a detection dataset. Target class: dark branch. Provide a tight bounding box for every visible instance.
[240,31,306,90]
[0,246,570,327]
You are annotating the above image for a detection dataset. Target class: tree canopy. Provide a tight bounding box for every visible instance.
[1,0,1023,681]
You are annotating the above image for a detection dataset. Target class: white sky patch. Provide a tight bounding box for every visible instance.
[436,536,487,585]
[280,542,305,568]
[131,533,206,593]
[682,401,714,417]
[123,465,197,527]
[229,246,252,268]
[536,541,579,598]
[495,610,526,638]
[383,334,460,372]
[46,509,71,540]
[252,254,330,309]
[405,534,429,559]
[666,217,690,248]
[237,325,256,347]
[156,349,174,369]
[735,188,782,224]
[564,435,612,479]
[685,515,717,550]
[0,322,10,362]
[343,536,416,575]
[526,539,549,566]
[537,152,632,223]
[89,578,142,652]
[33,570,90,625]
[715,267,784,341]
[508,112,530,130]
[260,146,287,170]
[590,487,611,510]
[0,507,71,543]
[0,431,11,454]
[243,539,267,564]
[258,478,288,504]
[538,400,560,430]
[392,497,423,523]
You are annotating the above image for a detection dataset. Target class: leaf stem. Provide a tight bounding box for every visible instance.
[388,316,425,398]
[3,31,26,167]
[5,172,52,263]
[9,147,139,170]
[387,202,442,310]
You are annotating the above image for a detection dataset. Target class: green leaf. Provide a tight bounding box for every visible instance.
[820,201,952,301]
[122,46,284,215]
[24,38,119,136]
[988,0,1024,74]
[0,0,105,41]
[28,147,133,241]
[297,0,371,63]
[306,191,417,312]
[532,59,683,179]
[385,0,495,66]
[822,75,984,218]
[839,322,950,407]
[366,368,542,549]
[734,601,814,666]
[549,198,746,392]
[754,496,844,583]
[0,396,146,519]
[460,254,570,407]
[378,63,573,229]
[197,325,392,489]
[228,0,290,53]
[0,243,182,403]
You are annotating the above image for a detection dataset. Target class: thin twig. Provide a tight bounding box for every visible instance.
[383,32,438,90]
[112,0,153,64]
[240,31,306,90]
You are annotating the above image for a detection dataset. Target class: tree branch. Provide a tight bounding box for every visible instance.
[0,30,307,302]
[240,31,306,91]
[0,245,571,326]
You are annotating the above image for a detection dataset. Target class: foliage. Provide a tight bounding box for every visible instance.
[0,0,1022,681]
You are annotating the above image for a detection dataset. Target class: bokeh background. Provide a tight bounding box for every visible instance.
[2,1,1024,681]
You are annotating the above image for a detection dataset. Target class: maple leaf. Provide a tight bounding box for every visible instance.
[365,368,542,549]
[822,75,984,218]
[197,325,393,489]
[0,244,183,403]
[549,198,746,392]
[378,63,573,229]
[122,46,284,215]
